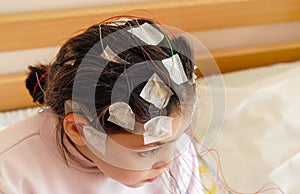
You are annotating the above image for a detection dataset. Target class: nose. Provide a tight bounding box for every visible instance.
[152,161,173,170]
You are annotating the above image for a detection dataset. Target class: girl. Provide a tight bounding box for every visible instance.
[0,17,203,194]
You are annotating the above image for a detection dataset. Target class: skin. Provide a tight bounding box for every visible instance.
[63,111,182,188]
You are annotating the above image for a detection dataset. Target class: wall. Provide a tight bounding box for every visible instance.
[0,0,299,75]
[0,0,162,14]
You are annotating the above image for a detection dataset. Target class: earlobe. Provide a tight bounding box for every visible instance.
[63,113,88,146]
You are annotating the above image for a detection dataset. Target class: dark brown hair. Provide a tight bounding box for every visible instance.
[25,18,195,163]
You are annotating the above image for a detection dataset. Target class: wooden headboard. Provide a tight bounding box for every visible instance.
[1,0,300,111]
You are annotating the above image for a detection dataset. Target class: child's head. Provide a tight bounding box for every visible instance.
[26,17,198,187]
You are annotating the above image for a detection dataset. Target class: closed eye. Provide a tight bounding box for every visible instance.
[138,147,161,157]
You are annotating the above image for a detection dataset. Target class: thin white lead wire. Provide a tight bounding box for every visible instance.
[98,24,105,52]
[35,72,45,94]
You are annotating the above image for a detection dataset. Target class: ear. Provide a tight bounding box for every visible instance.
[63,113,89,146]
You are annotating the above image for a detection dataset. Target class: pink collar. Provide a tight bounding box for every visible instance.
[39,109,100,173]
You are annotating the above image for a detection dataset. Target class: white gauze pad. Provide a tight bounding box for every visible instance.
[83,125,107,154]
[100,46,128,64]
[107,18,133,27]
[140,73,172,109]
[143,116,173,145]
[127,22,164,45]
[108,102,135,131]
[162,54,188,85]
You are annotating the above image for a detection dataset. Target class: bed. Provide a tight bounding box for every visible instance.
[1,0,300,193]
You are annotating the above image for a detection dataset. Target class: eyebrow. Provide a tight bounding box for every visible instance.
[131,141,165,150]
[132,138,178,150]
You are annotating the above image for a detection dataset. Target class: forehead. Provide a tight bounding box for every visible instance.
[109,111,183,150]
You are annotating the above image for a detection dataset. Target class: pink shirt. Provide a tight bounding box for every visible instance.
[0,110,202,194]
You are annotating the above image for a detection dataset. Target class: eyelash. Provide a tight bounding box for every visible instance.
[138,147,161,157]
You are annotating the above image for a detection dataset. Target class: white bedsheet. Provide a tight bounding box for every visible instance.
[0,107,40,131]
[197,62,300,193]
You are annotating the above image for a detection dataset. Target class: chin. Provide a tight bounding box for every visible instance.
[124,182,147,188]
